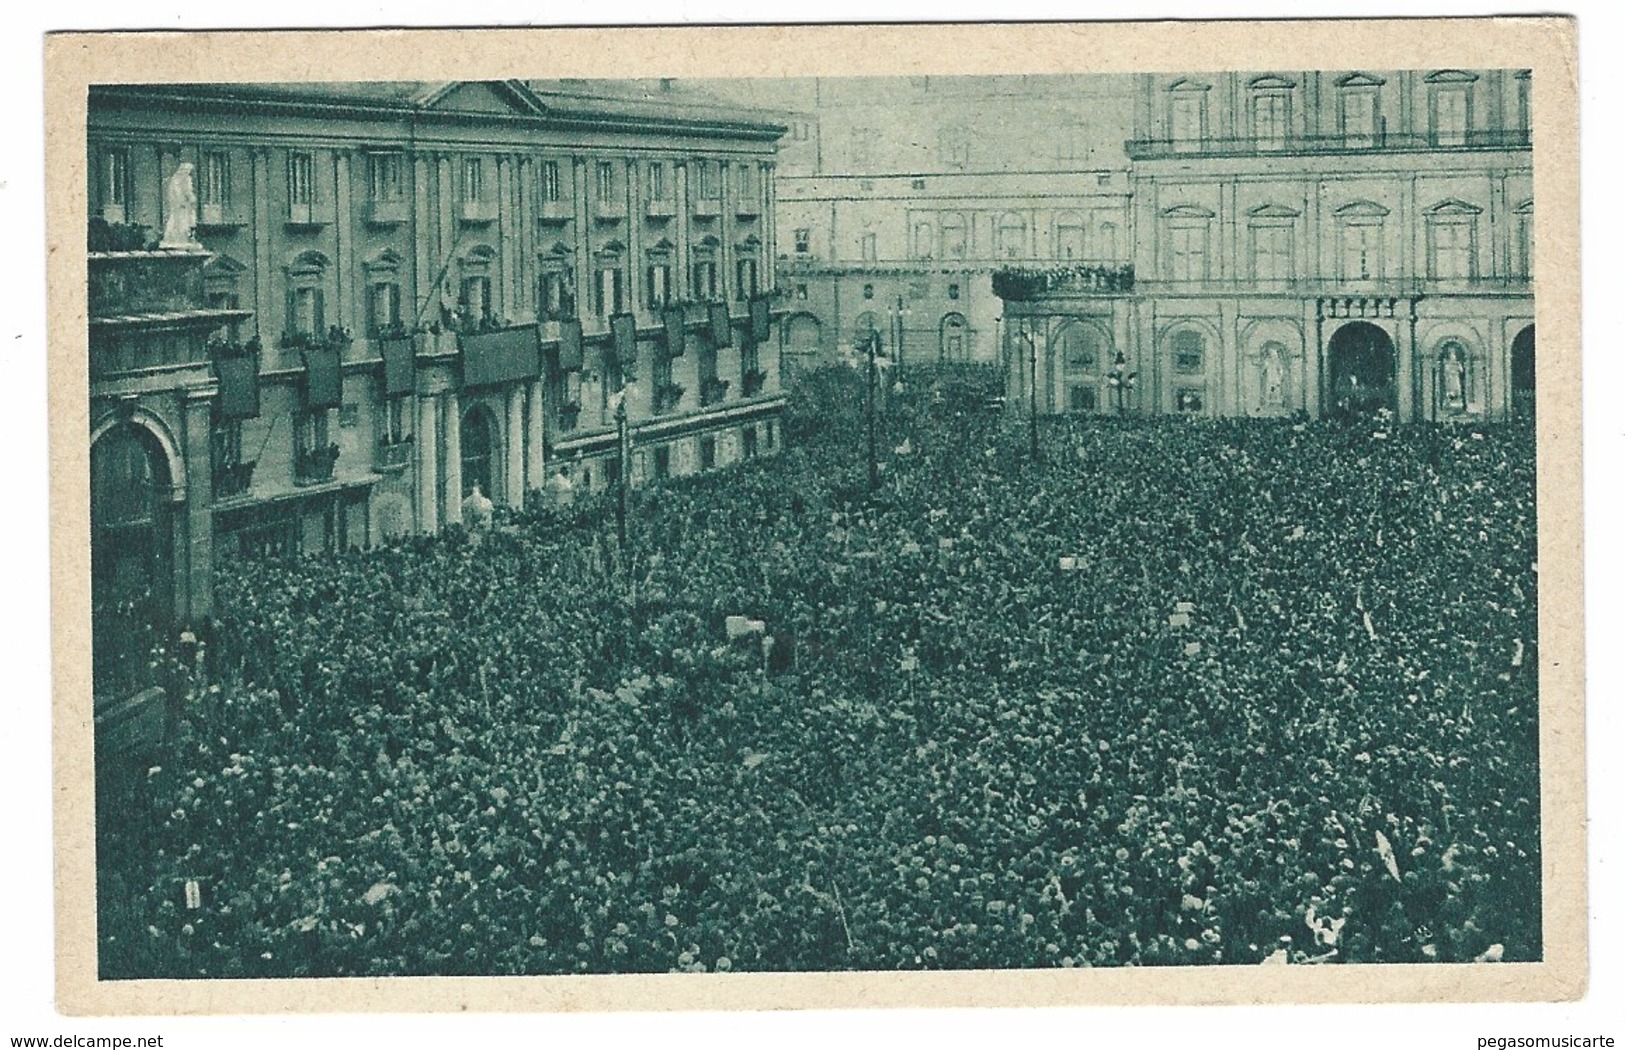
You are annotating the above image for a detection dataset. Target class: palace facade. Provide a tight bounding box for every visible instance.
[86,79,788,632]
[1001,69,1535,422]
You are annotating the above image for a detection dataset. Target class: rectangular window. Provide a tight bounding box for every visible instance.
[742,426,759,459]
[298,408,332,455]
[652,445,671,480]
[201,151,231,206]
[1341,222,1381,280]
[462,158,484,202]
[1069,385,1097,412]
[368,152,404,201]
[1252,93,1289,150]
[1175,388,1205,413]
[1168,225,1208,282]
[597,161,615,203]
[539,268,574,321]
[1341,91,1380,147]
[691,260,718,302]
[851,127,877,166]
[948,283,960,300]
[541,160,562,202]
[646,263,671,309]
[795,283,808,301]
[383,397,408,444]
[287,151,315,206]
[794,228,811,254]
[1171,95,1204,148]
[290,285,325,337]
[1517,212,1534,279]
[1056,223,1087,261]
[459,276,492,324]
[699,436,716,469]
[735,258,759,299]
[860,233,878,261]
[1251,225,1294,281]
[697,161,715,200]
[1433,88,1470,146]
[649,162,666,202]
[792,121,810,141]
[101,148,129,208]
[1428,221,1475,280]
[595,266,624,315]
[368,282,401,336]
[738,164,756,201]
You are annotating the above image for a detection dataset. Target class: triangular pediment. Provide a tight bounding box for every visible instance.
[1162,204,1216,219]
[1248,203,1301,219]
[1334,200,1390,218]
[1248,74,1298,91]
[417,80,547,117]
[1425,69,1480,84]
[203,253,247,275]
[1336,72,1387,88]
[1427,198,1484,216]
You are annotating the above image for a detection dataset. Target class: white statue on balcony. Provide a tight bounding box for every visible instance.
[160,162,201,249]
[462,482,494,535]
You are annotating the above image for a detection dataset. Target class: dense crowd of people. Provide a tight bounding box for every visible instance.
[97,366,1540,978]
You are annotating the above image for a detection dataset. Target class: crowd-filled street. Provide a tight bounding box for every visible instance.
[97,368,1540,977]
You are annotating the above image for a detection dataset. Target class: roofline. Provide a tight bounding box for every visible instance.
[88,81,789,142]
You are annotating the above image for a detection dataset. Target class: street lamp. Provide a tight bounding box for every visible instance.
[1018,325,1040,461]
[891,295,912,378]
[866,326,881,491]
[1107,349,1138,416]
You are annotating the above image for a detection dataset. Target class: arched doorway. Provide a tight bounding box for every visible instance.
[1511,324,1535,419]
[939,312,968,364]
[90,422,173,696]
[461,405,498,502]
[1052,319,1108,413]
[1327,321,1397,416]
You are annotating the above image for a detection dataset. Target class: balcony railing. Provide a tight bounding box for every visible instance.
[212,460,256,500]
[653,382,685,414]
[700,377,730,406]
[1126,128,1531,160]
[374,438,412,473]
[1131,274,1532,297]
[741,368,768,397]
[294,443,339,486]
[993,263,1135,302]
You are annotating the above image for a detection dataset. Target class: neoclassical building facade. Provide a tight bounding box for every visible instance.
[1001,69,1535,423]
[86,79,788,631]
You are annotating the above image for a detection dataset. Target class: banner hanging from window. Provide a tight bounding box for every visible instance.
[301,346,343,410]
[709,302,732,348]
[663,307,686,358]
[750,296,771,343]
[214,355,260,420]
[462,325,541,388]
[379,336,416,398]
[611,314,638,371]
[557,318,584,372]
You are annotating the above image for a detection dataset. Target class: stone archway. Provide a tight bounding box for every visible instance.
[1326,320,1397,416]
[939,312,968,364]
[1511,324,1535,419]
[90,420,175,695]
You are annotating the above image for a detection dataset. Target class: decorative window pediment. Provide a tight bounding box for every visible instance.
[1163,204,1216,220]
[541,240,573,259]
[594,239,626,258]
[1427,198,1484,217]
[1248,74,1297,90]
[363,248,405,274]
[1336,71,1386,88]
[1248,203,1301,220]
[285,249,330,276]
[1515,199,1535,214]
[1167,77,1211,92]
[1335,200,1390,219]
[1425,69,1479,84]
[204,253,248,277]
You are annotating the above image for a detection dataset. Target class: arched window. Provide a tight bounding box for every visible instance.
[913,219,934,260]
[1172,329,1205,374]
[1056,321,1108,413]
[734,234,761,300]
[363,249,405,339]
[645,237,674,310]
[1055,212,1087,261]
[537,241,575,322]
[939,312,968,363]
[996,212,1027,260]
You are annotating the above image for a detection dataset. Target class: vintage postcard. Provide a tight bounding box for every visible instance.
[45,17,1583,1015]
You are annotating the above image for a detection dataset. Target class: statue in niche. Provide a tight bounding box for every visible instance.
[160,163,200,249]
[1441,343,1469,410]
[1259,341,1287,411]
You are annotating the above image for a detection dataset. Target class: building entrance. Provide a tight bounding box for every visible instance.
[1327,321,1397,416]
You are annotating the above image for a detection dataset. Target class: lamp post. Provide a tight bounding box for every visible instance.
[866,326,881,491]
[614,390,629,555]
[892,295,911,379]
[1107,350,1138,416]
[1018,326,1040,461]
